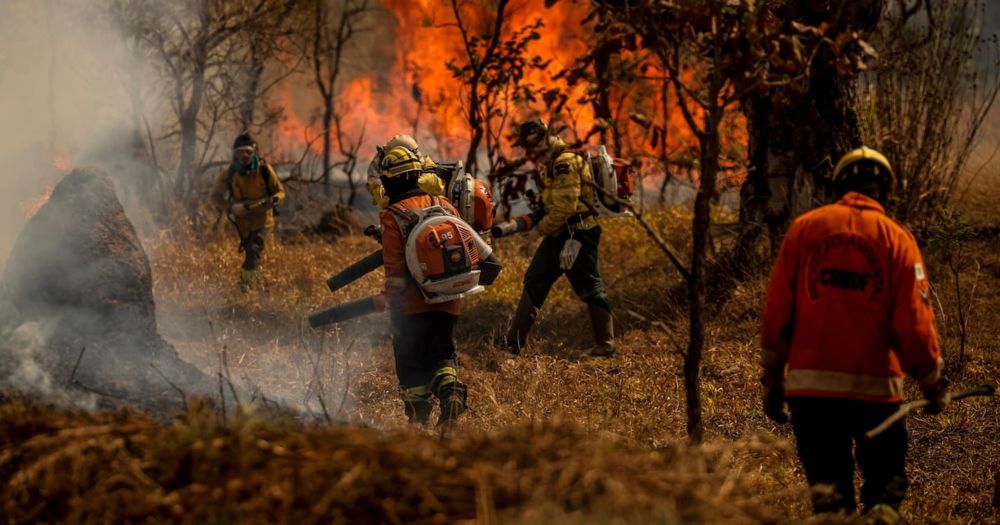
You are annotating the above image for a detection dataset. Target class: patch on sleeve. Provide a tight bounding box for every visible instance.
[915,263,930,303]
[554,162,571,175]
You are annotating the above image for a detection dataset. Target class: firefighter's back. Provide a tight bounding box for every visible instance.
[782,193,917,401]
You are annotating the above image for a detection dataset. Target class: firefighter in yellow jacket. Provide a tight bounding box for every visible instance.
[493,119,614,357]
[366,134,444,209]
[210,132,286,292]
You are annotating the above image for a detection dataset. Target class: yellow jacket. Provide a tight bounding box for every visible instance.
[210,162,286,233]
[537,138,598,236]
[366,154,444,208]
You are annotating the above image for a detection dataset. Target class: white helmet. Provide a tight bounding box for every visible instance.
[383,134,420,154]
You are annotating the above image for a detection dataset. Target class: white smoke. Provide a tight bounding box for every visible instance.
[0,1,152,264]
[0,320,97,409]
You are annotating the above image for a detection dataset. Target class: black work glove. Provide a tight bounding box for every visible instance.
[764,385,789,424]
[761,369,788,424]
[922,376,951,415]
[364,224,383,243]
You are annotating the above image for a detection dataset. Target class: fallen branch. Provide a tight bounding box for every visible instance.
[68,346,86,384]
[150,363,189,411]
[864,384,996,439]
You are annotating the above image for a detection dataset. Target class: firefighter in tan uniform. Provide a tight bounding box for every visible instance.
[493,119,614,357]
[366,134,444,209]
[210,132,286,292]
[760,147,949,523]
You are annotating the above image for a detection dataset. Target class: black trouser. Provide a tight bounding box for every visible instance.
[523,225,610,311]
[240,229,268,270]
[389,311,458,390]
[788,396,908,514]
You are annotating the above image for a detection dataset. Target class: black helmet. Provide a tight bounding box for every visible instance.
[233,132,256,150]
[513,119,548,148]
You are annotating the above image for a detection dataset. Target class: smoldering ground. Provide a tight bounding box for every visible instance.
[0,1,368,419]
[0,162,380,419]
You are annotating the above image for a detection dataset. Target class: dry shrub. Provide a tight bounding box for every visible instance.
[0,396,804,524]
[859,0,1000,225]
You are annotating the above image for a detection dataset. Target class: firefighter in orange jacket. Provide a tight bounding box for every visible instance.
[760,147,950,520]
[379,146,468,427]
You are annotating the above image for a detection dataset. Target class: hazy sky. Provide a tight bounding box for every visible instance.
[0,2,141,264]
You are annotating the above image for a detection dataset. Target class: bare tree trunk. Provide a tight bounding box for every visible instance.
[322,99,334,198]
[346,170,357,205]
[657,78,671,207]
[177,66,205,200]
[735,1,882,259]
[685,50,724,444]
[455,0,508,176]
[591,7,618,150]
[175,1,212,201]
[313,0,367,199]
[239,40,266,128]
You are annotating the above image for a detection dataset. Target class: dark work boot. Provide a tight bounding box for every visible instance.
[403,397,433,425]
[402,387,433,426]
[587,304,615,357]
[435,380,468,428]
[499,292,540,355]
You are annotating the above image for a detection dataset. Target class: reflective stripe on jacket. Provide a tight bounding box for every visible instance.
[379,193,461,316]
[536,139,598,237]
[760,192,942,402]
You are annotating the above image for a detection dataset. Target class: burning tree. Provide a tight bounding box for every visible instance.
[445,0,552,178]
[309,0,370,201]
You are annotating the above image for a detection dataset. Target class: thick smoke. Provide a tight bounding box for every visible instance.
[0,319,98,409]
[0,2,300,414]
[0,1,152,264]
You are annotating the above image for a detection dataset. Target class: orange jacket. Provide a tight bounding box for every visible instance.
[760,192,943,402]
[379,193,461,316]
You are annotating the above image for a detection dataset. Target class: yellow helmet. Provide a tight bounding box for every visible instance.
[384,134,420,153]
[832,146,896,191]
[380,146,422,179]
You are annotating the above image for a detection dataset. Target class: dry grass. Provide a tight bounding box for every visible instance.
[2,207,998,523]
[0,394,810,524]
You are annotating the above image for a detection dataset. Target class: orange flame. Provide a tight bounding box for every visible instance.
[274,2,747,186]
[52,150,71,172]
[22,183,54,221]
